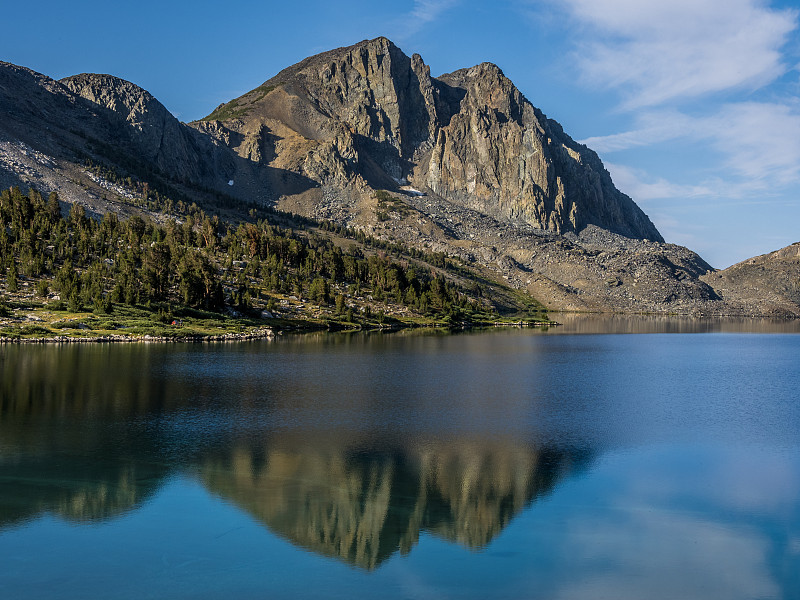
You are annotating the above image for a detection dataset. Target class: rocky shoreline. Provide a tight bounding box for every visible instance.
[0,318,562,344]
[0,327,277,344]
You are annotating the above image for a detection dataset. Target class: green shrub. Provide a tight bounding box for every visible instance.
[19,324,52,336]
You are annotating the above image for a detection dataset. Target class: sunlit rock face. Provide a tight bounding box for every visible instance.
[423,62,663,240]
[197,37,662,241]
[199,437,590,569]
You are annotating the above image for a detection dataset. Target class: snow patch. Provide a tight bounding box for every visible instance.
[400,186,426,197]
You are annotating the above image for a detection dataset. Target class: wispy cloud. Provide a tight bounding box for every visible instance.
[410,0,459,23]
[587,102,800,192]
[606,163,716,201]
[581,110,693,152]
[709,102,800,186]
[396,0,460,38]
[561,0,798,108]
[519,0,800,263]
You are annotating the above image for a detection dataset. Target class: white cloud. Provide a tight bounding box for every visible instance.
[553,512,779,600]
[563,2,800,192]
[522,0,800,265]
[585,101,800,192]
[396,0,460,38]
[581,110,694,152]
[546,447,799,600]
[561,0,798,108]
[709,101,800,185]
[605,163,716,201]
[410,0,459,23]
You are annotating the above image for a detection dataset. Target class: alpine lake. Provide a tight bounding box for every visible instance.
[1,315,799,599]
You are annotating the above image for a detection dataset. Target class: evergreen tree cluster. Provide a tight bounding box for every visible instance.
[0,187,492,322]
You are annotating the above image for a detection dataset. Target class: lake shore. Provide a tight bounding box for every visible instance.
[0,305,553,344]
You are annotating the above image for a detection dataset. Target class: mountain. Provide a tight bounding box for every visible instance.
[1,40,798,317]
[193,37,662,241]
[0,61,238,211]
[702,243,800,317]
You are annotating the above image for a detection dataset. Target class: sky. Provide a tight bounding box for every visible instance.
[2,0,799,268]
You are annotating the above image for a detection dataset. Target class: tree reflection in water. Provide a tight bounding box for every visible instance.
[0,341,591,567]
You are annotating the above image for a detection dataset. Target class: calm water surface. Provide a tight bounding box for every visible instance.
[1,318,799,599]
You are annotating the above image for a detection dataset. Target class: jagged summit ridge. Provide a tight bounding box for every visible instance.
[197,37,663,241]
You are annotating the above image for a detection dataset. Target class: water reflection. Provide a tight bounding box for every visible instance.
[0,417,588,569]
[0,342,590,568]
[0,343,185,418]
[1,328,798,598]
[550,313,800,334]
[0,449,168,528]
[200,438,589,569]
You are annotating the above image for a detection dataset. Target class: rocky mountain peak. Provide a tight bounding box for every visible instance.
[58,72,223,184]
[196,38,662,241]
[4,51,799,317]
[61,73,161,119]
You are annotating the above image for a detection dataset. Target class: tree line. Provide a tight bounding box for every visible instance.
[0,187,492,322]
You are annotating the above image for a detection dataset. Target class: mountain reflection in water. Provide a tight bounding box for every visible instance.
[0,341,591,568]
[0,423,588,569]
[2,328,798,598]
[200,439,589,569]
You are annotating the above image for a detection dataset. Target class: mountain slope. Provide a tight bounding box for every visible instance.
[702,242,800,317]
[0,62,240,208]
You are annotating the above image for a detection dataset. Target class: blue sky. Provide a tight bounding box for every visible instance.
[2,0,799,268]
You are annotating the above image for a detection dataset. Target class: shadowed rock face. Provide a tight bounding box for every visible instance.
[197,37,662,241]
[60,73,220,184]
[0,60,310,209]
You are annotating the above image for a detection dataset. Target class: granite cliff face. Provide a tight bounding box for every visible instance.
[196,37,662,241]
[427,62,661,240]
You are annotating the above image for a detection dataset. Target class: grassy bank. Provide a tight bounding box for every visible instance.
[0,299,550,342]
